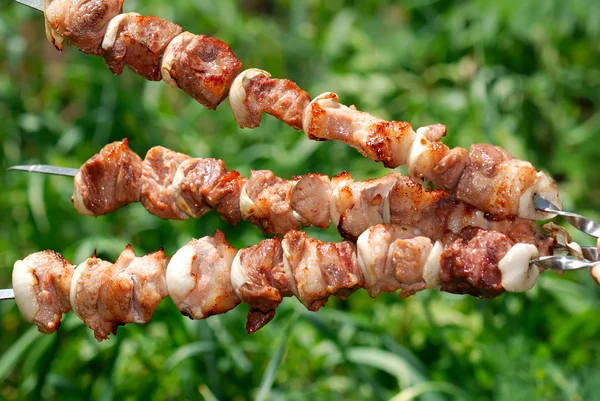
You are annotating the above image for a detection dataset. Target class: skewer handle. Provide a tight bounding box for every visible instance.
[534,196,600,238]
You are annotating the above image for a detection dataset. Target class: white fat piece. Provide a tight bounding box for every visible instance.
[446,204,489,234]
[12,260,40,323]
[329,175,354,228]
[171,159,199,218]
[356,229,378,291]
[44,0,65,51]
[229,250,248,298]
[160,32,192,88]
[364,174,398,226]
[101,13,141,54]
[281,240,300,299]
[72,172,95,216]
[488,159,534,216]
[239,181,256,221]
[229,69,271,128]
[406,126,431,184]
[165,243,197,307]
[518,171,562,220]
[302,92,339,137]
[392,125,416,168]
[69,259,92,319]
[498,243,539,292]
[422,241,443,288]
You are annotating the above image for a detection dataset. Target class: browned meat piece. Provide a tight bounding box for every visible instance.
[141,146,190,220]
[44,0,123,54]
[390,237,432,297]
[314,240,363,300]
[204,171,247,225]
[440,228,512,298]
[454,145,536,218]
[502,218,555,256]
[173,158,228,218]
[356,224,430,297]
[387,175,451,239]
[99,247,167,330]
[240,170,301,234]
[282,230,362,311]
[328,171,554,244]
[166,231,240,319]
[246,307,276,334]
[331,173,401,240]
[161,32,242,109]
[407,125,470,192]
[290,173,332,229]
[12,251,73,334]
[102,13,183,81]
[230,69,311,130]
[303,93,416,168]
[70,255,112,340]
[73,139,143,216]
[71,246,168,341]
[231,238,286,333]
[386,174,555,251]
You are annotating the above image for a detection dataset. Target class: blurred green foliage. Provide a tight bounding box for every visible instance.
[1,0,599,400]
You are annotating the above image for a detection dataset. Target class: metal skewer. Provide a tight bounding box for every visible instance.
[8,165,79,177]
[0,289,15,300]
[534,196,600,238]
[530,255,600,271]
[14,0,43,11]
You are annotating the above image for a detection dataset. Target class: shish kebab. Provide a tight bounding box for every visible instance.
[10,139,557,244]
[5,224,598,342]
[15,0,563,221]
[10,140,600,262]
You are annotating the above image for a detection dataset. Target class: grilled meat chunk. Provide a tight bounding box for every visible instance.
[73,139,143,216]
[141,146,190,220]
[230,69,311,130]
[162,32,242,109]
[102,13,183,80]
[13,251,74,334]
[70,246,168,341]
[240,170,301,234]
[44,0,123,54]
[167,231,239,319]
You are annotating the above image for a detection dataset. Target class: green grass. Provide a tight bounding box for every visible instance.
[1,0,599,400]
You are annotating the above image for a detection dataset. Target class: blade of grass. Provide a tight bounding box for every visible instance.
[254,313,296,401]
[206,317,251,373]
[163,341,215,371]
[0,326,41,381]
[389,382,469,401]
[32,332,60,400]
[346,347,426,390]
[199,384,221,401]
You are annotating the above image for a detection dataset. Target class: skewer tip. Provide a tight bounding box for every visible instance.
[0,289,15,301]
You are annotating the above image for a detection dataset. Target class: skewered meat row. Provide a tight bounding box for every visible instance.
[42,0,561,220]
[71,140,554,249]
[13,224,549,340]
